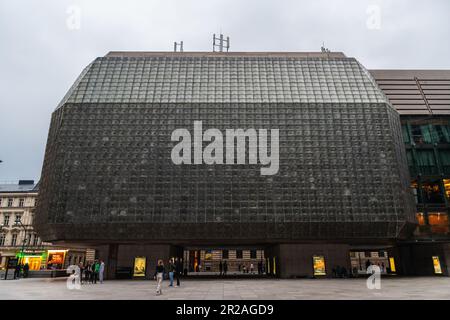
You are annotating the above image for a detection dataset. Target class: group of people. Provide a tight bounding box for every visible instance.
[13,262,30,279]
[154,258,183,295]
[77,260,105,284]
[238,261,265,274]
[218,260,228,275]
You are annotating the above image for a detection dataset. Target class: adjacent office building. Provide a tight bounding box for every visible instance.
[0,180,88,273]
[34,51,449,278]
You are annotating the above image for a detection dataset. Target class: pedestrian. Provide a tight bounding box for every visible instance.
[250,263,254,274]
[99,260,105,283]
[257,261,261,274]
[23,263,29,278]
[78,262,84,284]
[238,263,241,273]
[85,263,92,283]
[14,263,21,279]
[381,262,385,273]
[168,258,175,287]
[175,258,182,287]
[365,259,371,270]
[155,259,165,295]
[223,260,228,276]
[94,260,100,283]
[219,260,223,276]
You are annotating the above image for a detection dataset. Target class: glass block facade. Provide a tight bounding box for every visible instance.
[35,53,415,243]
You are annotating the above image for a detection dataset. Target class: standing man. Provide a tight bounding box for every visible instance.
[219,260,223,276]
[23,263,30,278]
[223,260,228,276]
[99,260,105,284]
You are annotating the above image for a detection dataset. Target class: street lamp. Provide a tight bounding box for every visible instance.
[14,217,27,265]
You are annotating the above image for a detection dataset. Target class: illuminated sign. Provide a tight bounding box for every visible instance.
[313,255,326,276]
[133,257,147,277]
[389,257,396,273]
[432,256,442,274]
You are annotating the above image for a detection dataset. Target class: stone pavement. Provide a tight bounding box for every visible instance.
[0,277,449,300]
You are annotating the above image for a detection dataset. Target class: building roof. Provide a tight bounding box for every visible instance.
[0,180,38,193]
[370,69,450,115]
[57,51,388,108]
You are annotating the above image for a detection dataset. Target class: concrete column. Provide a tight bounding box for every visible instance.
[277,243,351,278]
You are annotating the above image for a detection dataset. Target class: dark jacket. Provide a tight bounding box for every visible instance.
[156,265,165,274]
[176,261,183,273]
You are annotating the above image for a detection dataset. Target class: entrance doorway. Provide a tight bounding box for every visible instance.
[349,250,393,275]
[183,248,266,276]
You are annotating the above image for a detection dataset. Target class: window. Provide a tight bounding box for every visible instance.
[236,250,243,259]
[411,124,433,144]
[3,215,10,226]
[15,214,22,224]
[434,124,450,143]
[444,179,450,199]
[7,198,13,207]
[415,150,438,175]
[421,181,444,204]
[0,234,5,246]
[250,250,257,259]
[19,198,24,207]
[428,212,449,234]
[440,150,450,175]
[401,125,410,143]
[222,250,229,259]
[11,234,17,246]
[27,233,32,245]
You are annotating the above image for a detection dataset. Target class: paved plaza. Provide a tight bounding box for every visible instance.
[0,277,449,300]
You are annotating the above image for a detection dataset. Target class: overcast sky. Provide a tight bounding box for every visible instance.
[0,0,449,182]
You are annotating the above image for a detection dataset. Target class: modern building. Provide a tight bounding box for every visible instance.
[370,70,450,276]
[34,51,449,279]
[0,180,88,273]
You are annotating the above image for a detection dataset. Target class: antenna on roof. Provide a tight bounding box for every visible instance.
[321,42,331,53]
[213,34,230,52]
[174,41,184,52]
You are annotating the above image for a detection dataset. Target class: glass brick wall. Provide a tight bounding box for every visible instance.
[35,55,415,242]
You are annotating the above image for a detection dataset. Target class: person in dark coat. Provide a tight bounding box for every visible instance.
[223,260,228,276]
[14,263,21,279]
[219,260,223,276]
[175,258,182,287]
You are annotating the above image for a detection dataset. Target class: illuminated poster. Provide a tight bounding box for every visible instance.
[313,255,326,276]
[389,257,396,273]
[432,256,442,274]
[205,250,212,260]
[47,251,66,268]
[133,257,146,277]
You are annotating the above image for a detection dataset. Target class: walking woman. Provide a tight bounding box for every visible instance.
[154,259,165,295]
